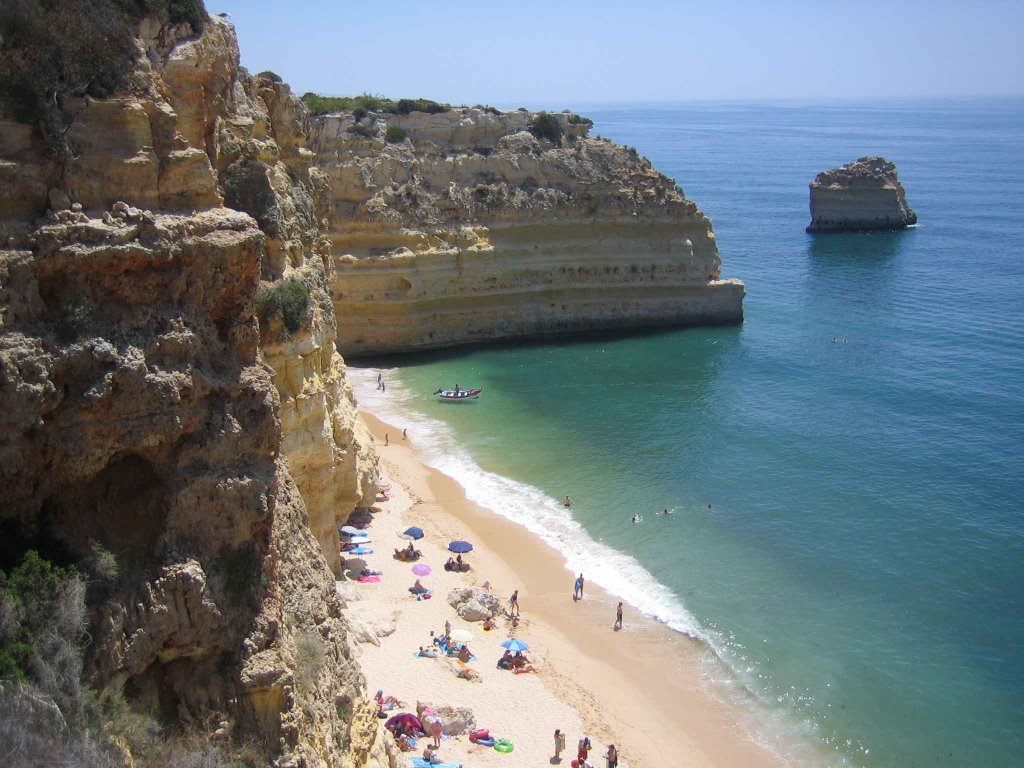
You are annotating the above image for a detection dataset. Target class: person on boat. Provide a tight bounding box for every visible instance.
[454,384,460,394]
[563,495,573,507]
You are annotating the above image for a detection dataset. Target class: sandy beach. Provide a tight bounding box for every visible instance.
[341,413,791,768]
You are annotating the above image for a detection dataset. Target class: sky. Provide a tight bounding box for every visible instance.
[216,0,1024,105]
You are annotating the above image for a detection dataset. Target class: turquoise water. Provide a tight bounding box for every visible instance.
[350,101,1024,767]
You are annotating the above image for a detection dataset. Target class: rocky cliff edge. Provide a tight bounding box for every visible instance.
[0,13,389,768]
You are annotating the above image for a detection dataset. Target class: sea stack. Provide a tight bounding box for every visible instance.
[806,156,917,233]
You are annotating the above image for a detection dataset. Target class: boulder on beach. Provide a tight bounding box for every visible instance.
[807,156,917,233]
[447,587,503,622]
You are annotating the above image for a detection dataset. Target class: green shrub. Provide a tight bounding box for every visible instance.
[352,106,368,121]
[85,541,119,585]
[294,631,325,696]
[567,113,593,126]
[350,122,375,138]
[256,278,310,335]
[301,92,451,117]
[529,112,564,144]
[257,70,283,83]
[385,125,407,144]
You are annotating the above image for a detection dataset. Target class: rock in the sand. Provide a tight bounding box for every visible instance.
[447,587,503,622]
[807,156,917,232]
[444,657,481,682]
[417,702,476,735]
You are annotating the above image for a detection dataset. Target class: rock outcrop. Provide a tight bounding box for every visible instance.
[312,109,744,355]
[0,13,388,768]
[807,156,917,233]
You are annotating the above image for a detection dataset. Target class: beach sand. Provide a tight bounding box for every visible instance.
[342,413,791,767]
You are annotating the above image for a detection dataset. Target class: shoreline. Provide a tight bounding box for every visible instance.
[352,409,799,767]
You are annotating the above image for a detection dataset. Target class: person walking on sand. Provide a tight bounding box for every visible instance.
[574,573,585,600]
[605,744,618,768]
[384,433,389,446]
[403,428,407,440]
[614,602,623,630]
[553,729,565,761]
[508,589,520,616]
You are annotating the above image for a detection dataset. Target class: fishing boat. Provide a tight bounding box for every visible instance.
[434,387,482,401]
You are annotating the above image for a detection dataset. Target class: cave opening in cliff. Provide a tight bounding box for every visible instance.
[37,453,169,579]
[123,653,231,727]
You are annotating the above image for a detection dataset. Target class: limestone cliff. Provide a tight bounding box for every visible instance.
[311,108,744,355]
[807,156,917,233]
[0,12,388,768]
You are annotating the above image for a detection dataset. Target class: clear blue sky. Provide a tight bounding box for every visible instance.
[216,0,1024,104]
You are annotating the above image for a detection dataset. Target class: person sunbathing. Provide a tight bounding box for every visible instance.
[360,567,382,578]
[396,733,415,751]
[457,645,472,663]
[418,646,438,658]
[482,616,496,631]
[374,689,401,714]
[410,579,428,593]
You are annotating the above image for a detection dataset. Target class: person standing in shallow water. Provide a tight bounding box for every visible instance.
[574,573,584,600]
[614,602,623,630]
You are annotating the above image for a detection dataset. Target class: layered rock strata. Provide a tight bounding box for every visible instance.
[0,14,388,768]
[312,109,744,355]
[807,156,917,233]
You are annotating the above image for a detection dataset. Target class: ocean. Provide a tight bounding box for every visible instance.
[348,100,1024,767]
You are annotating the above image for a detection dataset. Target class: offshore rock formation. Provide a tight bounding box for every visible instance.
[312,109,744,355]
[807,156,917,233]
[0,14,389,768]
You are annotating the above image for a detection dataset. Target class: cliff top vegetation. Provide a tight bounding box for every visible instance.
[301,92,453,116]
[0,0,208,157]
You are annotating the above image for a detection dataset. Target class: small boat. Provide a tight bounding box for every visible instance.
[434,387,482,401]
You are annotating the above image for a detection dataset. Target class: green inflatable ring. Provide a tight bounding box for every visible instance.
[493,739,514,753]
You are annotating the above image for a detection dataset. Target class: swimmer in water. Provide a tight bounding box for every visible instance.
[657,508,673,516]
[631,514,641,524]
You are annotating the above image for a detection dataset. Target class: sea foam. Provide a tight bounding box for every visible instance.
[350,366,705,638]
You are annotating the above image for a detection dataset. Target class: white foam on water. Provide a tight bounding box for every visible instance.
[350,365,839,767]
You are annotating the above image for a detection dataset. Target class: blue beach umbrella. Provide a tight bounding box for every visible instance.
[340,525,363,535]
[448,540,473,554]
[347,546,374,555]
[500,639,529,652]
[401,526,425,540]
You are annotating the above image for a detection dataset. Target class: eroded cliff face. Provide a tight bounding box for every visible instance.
[312,109,745,355]
[0,15,388,768]
[807,156,917,233]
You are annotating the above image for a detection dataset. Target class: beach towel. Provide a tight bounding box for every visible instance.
[357,576,381,584]
[415,589,433,600]
[411,758,460,768]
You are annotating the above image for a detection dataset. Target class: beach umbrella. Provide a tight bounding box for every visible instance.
[385,713,423,736]
[342,534,370,543]
[448,540,473,553]
[411,564,432,576]
[500,639,529,652]
[340,525,363,535]
[347,546,373,555]
[401,526,424,540]
[449,628,474,643]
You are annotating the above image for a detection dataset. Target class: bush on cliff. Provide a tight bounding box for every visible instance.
[0,0,207,157]
[385,125,408,143]
[257,278,311,335]
[529,112,564,144]
[567,113,594,127]
[301,91,452,117]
